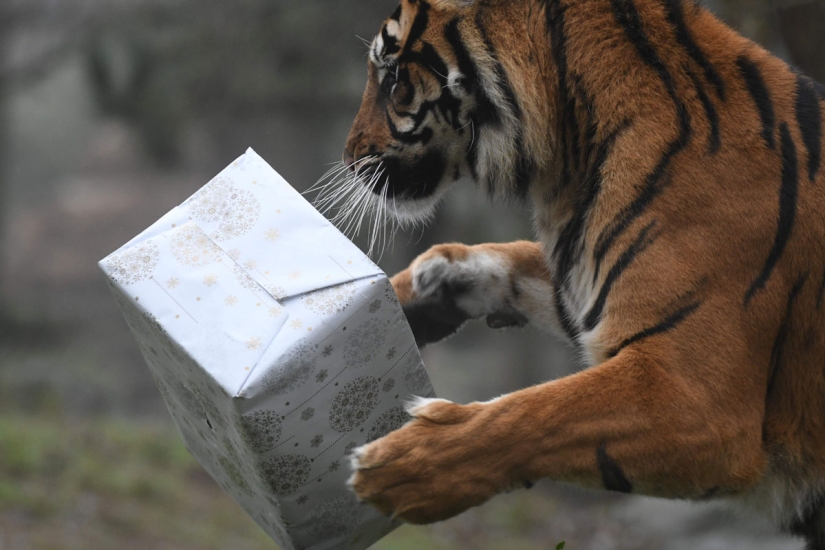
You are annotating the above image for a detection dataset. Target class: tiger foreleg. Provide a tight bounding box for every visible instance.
[391,241,558,346]
[349,347,767,524]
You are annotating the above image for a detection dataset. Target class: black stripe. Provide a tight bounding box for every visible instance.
[789,492,825,547]
[700,486,720,499]
[744,123,799,306]
[816,269,825,310]
[795,74,822,181]
[737,56,776,149]
[609,300,701,357]
[544,0,577,190]
[551,125,625,343]
[386,111,433,145]
[443,18,503,129]
[663,0,726,100]
[596,0,691,280]
[815,79,825,101]
[414,42,449,86]
[382,27,401,57]
[475,11,530,197]
[476,15,521,122]
[585,220,658,332]
[765,273,807,401]
[404,2,430,55]
[553,285,580,342]
[597,442,633,493]
[389,4,402,21]
[514,137,534,199]
[444,19,478,94]
[686,66,721,154]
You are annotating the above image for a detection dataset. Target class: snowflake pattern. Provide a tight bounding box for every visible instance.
[315,370,328,383]
[297,495,309,506]
[329,376,380,433]
[188,175,261,241]
[194,387,228,429]
[264,284,288,300]
[343,318,389,368]
[328,460,340,472]
[402,354,430,394]
[300,282,357,316]
[300,407,315,421]
[382,279,401,307]
[261,342,317,396]
[290,319,303,330]
[169,224,223,267]
[103,240,159,285]
[163,377,202,417]
[344,442,358,455]
[310,434,323,448]
[301,494,366,541]
[322,345,333,357]
[225,295,239,306]
[233,264,261,291]
[264,228,280,242]
[166,277,180,289]
[239,409,283,454]
[261,454,310,495]
[203,275,218,287]
[245,337,262,350]
[368,299,382,314]
[386,347,396,360]
[382,378,395,393]
[367,406,411,443]
[219,455,253,495]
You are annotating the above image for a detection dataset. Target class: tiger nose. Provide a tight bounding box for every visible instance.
[343,148,355,171]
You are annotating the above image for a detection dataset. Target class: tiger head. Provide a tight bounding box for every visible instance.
[342,0,535,225]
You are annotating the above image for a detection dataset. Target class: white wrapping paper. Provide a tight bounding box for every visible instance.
[99,148,435,550]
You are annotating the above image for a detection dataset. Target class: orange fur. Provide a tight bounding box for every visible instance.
[344,0,825,544]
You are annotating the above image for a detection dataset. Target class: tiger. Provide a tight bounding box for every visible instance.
[337,0,825,546]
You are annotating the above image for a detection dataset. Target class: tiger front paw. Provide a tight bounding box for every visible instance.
[348,397,511,524]
[391,244,529,346]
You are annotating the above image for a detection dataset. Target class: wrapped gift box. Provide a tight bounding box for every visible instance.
[98,148,435,550]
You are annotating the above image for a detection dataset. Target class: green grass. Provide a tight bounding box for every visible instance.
[0,415,570,550]
[0,416,274,550]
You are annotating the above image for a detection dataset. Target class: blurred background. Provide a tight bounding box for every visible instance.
[0,0,823,548]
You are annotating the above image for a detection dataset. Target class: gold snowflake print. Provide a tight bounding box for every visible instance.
[225,295,238,306]
[228,248,241,260]
[167,277,180,289]
[264,228,280,242]
[103,241,159,285]
[288,271,301,280]
[268,307,283,318]
[187,176,261,241]
[204,275,218,287]
[169,224,222,267]
[290,319,303,330]
[244,259,257,270]
[246,337,262,350]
